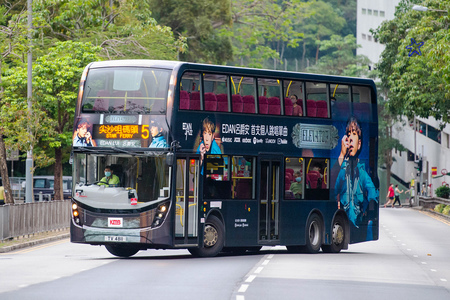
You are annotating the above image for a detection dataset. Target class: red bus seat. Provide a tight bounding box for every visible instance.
[242,95,256,114]
[284,97,293,116]
[316,100,328,118]
[232,94,243,113]
[306,99,317,117]
[190,92,201,110]
[268,97,281,115]
[204,93,217,111]
[180,90,190,110]
[93,90,110,112]
[216,93,228,112]
[258,96,268,114]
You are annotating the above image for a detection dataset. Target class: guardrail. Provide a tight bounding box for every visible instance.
[0,200,70,241]
[418,196,450,210]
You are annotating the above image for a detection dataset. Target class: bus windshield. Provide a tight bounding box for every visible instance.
[73,152,171,208]
[81,67,171,114]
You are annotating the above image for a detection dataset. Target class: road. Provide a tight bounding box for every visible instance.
[1,208,450,300]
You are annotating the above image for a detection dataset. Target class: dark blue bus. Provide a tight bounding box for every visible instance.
[70,60,379,257]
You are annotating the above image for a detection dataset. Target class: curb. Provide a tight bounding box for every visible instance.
[0,233,70,253]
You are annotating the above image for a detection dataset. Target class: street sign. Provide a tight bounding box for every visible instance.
[442,169,448,176]
[431,167,437,176]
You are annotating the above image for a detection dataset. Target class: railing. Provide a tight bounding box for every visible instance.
[0,200,70,241]
[418,196,450,210]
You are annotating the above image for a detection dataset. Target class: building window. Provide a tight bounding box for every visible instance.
[368,35,372,42]
[380,11,385,17]
[362,33,366,40]
[362,8,367,15]
[374,10,379,16]
[368,9,372,15]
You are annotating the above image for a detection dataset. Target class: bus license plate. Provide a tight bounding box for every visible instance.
[105,236,126,242]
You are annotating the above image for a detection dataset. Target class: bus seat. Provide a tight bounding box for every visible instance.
[286,168,294,180]
[190,92,201,110]
[112,90,126,111]
[126,91,143,112]
[242,95,256,114]
[307,170,321,189]
[93,90,110,112]
[216,93,228,112]
[284,97,293,116]
[204,92,217,111]
[268,97,281,115]
[232,94,243,113]
[258,96,268,114]
[306,99,317,117]
[180,90,190,110]
[285,174,292,191]
[316,100,328,118]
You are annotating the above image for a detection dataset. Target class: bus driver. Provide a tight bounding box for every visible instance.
[98,166,120,187]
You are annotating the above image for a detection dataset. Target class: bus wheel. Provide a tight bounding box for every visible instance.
[322,215,345,253]
[305,214,323,254]
[105,244,139,257]
[189,215,224,257]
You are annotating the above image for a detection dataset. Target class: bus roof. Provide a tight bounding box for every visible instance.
[87,60,375,88]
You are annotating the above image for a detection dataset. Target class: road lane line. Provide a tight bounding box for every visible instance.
[254,267,263,274]
[440,279,447,282]
[262,259,270,265]
[245,275,256,283]
[238,284,249,293]
[236,295,245,300]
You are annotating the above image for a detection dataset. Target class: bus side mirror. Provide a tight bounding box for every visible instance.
[166,152,174,166]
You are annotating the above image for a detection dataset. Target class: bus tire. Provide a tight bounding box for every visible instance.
[189,215,224,257]
[105,244,139,257]
[322,215,346,253]
[305,213,323,254]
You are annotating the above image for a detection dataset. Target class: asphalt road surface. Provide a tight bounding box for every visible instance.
[1,207,449,300]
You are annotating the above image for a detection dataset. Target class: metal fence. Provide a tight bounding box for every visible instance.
[0,200,70,241]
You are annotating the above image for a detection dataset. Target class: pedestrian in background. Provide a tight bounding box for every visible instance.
[385,183,395,208]
[393,184,404,207]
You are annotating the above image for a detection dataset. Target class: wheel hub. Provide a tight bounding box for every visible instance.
[332,223,344,245]
[309,221,320,245]
[204,225,218,247]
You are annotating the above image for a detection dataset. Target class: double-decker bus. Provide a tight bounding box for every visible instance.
[70,60,379,257]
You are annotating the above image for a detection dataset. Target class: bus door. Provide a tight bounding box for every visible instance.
[174,156,200,246]
[258,156,282,242]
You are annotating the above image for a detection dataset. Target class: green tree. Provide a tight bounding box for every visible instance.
[149,0,231,63]
[306,34,370,76]
[374,0,450,123]
[0,6,30,204]
[2,41,102,200]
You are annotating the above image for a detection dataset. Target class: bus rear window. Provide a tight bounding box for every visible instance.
[82,68,170,114]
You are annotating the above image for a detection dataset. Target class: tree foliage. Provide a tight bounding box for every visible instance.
[374,0,450,123]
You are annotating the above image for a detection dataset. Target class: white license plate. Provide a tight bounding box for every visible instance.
[105,236,126,242]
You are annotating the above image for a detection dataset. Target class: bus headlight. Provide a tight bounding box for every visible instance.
[72,202,81,224]
[151,202,169,228]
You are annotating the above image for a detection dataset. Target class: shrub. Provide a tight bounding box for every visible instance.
[435,186,450,199]
[434,204,445,213]
[442,205,450,216]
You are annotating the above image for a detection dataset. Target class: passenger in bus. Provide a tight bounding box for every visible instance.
[334,117,378,236]
[149,119,168,148]
[73,118,95,147]
[98,166,120,187]
[196,116,221,161]
[290,94,303,116]
[289,171,303,199]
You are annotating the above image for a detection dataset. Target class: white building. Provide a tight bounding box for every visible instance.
[357,0,450,195]
[356,0,400,70]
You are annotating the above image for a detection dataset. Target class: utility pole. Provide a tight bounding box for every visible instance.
[25,0,33,203]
